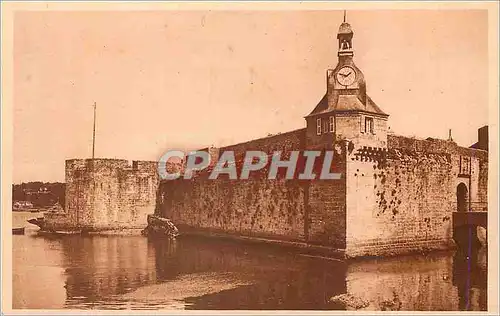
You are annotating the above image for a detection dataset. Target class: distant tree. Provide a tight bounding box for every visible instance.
[12,182,65,209]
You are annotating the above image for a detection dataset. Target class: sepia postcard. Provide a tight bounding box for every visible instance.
[1,1,499,314]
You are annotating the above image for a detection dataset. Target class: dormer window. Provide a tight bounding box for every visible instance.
[365,117,374,134]
[315,116,336,135]
[323,120,328,133]
[316,118,322,135]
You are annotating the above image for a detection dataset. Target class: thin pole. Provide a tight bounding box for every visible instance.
[343,10,346,23]
[92,102,96,159]
[90,102,97,233]
[468,157,472,212]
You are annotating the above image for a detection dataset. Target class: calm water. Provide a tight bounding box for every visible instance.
[13,212,487,310]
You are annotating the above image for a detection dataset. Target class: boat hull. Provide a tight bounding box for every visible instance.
[12,228,25,235]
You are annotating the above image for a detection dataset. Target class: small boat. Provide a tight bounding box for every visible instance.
[27,217,45,227]
[36,229,82,236]
[12,227,25,235]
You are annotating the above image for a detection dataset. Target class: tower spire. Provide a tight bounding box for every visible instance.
[337,14,354,57]
[92,101,96,159]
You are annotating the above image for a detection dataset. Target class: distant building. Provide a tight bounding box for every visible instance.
[470,125,488,151]
[13,201,34,211]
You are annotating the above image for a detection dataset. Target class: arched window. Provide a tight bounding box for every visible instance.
[456,183,468,212]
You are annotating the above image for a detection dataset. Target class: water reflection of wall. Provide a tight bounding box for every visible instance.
[61,236,158,304]
[53,234,486,311]
[153,238,348,310]
[59,236,348,309]
[346,250,487,311]
[145,238,488,311]
[452,247,487,311]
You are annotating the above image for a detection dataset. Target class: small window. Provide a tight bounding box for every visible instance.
[365,117,374,134]
[323,120,328,133]
[329,116,334,133]
[316,118,322,135]
[459,156,471,175]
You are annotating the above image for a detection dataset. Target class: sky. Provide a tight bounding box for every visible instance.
[13,10,489,183]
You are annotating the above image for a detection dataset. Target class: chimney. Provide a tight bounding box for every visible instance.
[478,126,488,151]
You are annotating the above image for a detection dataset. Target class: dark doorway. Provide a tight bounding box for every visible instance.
[457,183,468,212]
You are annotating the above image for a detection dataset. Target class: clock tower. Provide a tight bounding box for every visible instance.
[305,15,389,150]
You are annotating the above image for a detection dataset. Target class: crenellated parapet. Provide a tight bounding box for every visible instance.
[350,146,388,163]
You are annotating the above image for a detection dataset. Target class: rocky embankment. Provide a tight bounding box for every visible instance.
[141,214,179,238]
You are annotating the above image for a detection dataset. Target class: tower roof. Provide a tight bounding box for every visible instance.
[338,22,353,35]
[306,94,388,117]
[305,14,389,119]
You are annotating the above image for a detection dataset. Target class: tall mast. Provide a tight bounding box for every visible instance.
[92,102,96,159]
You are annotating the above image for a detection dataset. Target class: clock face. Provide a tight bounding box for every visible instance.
[336,66,356,86]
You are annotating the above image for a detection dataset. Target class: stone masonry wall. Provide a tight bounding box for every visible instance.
[117,161,159,229]
[158,128,486,257]
[303,120,348,249]
[345,135,488,257]
[306,142,347,249]
[161,178,307,241]
[65,159,129,229]
[158,128,347,249]
[159,130,308,242]
[477,158,488,207]
[335,113,388,148]
[88,159,129,229]
[307,176,346,248]
[65,159,158,231]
